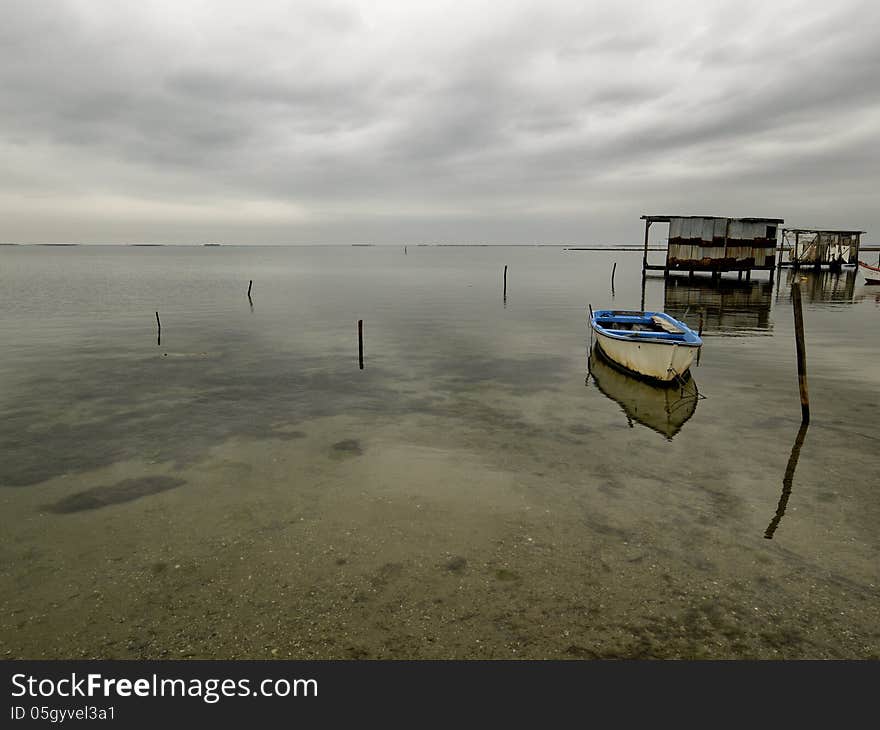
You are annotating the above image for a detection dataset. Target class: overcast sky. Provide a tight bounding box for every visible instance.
[2,0,878,244]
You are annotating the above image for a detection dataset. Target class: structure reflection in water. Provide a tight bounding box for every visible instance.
[776,268,856,305]
[587,344,699,440]
[764,422,810,539]
[663,276,773,335]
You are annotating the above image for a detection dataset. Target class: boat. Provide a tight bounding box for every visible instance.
[858,260,880,285]
[589,309,702,383]
[589,345,698,439]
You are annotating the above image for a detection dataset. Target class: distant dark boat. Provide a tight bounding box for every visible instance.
[589,345,698,439]
[589,309,702,383]
[865,278,880,286]
[203,243,221,246]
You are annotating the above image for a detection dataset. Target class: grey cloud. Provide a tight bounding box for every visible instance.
[0,0,878,244]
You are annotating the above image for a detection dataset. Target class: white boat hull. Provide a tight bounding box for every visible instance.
[594,329,698,382]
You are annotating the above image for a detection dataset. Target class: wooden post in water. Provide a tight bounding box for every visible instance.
[588,303,594,349]
[155,311,161,346]
[503,265,508,300]
[791,282,810,424]
[611,262,617,295]
[696,309,704,366]
[358,319,364,370]
[247,280,253,298]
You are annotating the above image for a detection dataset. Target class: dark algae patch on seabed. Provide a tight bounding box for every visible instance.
[0,246,877,658]
[42,476,188,513]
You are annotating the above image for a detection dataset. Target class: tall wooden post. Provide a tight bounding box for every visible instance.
[791,283,810,424]
[642,219,651,272]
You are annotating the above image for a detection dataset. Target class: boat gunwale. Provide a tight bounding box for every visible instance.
[590,310,702,347]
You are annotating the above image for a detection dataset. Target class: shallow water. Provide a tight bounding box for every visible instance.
[1,245,878,658]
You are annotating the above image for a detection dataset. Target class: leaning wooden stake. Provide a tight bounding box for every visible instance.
[155,311,161,346]
[358,319,364,370]
[611,262,617,293]
[247,280,253,298]
[791,282,810,423]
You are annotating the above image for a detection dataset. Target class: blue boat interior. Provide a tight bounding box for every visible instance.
[592,310,702,345]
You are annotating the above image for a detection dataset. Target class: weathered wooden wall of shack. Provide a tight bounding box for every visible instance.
[666,216,778,270]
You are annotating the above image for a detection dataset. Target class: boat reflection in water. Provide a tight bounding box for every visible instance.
[588,344,699,440]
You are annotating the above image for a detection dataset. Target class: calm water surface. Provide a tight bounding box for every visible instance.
[1,245,878,658]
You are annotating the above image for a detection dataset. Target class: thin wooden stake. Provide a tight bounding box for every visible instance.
[503,265,508,300]
[588,303,594,348]
[791,282,810,424]
[611,261,617,293]
[358,319,364,370]
[155,311,161,346]
[640,270,646,311]
[247,280,253,298]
